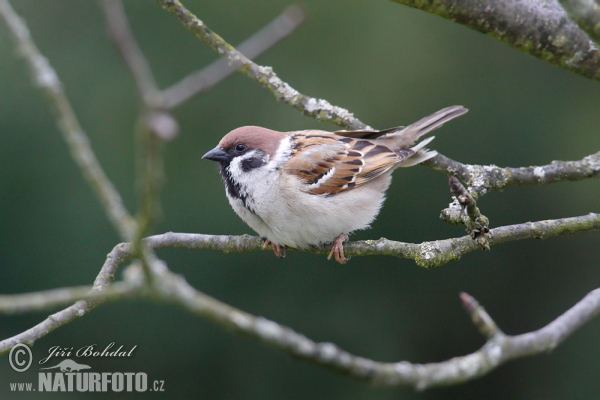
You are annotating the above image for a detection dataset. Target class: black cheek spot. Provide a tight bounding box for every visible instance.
[241,157,266,172]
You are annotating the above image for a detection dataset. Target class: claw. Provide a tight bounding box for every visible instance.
[327,233,349,264]
[263,239,286,258]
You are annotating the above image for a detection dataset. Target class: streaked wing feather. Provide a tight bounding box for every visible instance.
[285,132,411,195]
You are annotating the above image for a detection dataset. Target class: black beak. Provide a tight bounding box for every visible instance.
[202,146,229,162]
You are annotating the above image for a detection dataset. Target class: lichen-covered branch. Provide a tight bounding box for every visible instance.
[141,212,599,268]
[441,176,491,249]
[426,151,600,198]
[0,0,136,240]
[156,0,370,130]
[559,0,600,43]
[391,0,600,82]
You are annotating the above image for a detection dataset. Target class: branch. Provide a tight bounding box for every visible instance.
[559,0,600,43]
[426,151,600,198]
[391,0,600,83]
[4,209,595,332]
[162,4,306,109]
[156,0,370,130]
[139,212,598,268]
[0,0,136,240]
[0,283,136,315]
[4,252,600,389]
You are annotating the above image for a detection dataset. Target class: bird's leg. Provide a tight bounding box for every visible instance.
[263,239,286,258]
[327,233,349,264]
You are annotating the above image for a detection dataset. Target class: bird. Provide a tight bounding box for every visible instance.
[202,105,468,263]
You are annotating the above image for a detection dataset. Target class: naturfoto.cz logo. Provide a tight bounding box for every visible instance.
[8,343,165,393]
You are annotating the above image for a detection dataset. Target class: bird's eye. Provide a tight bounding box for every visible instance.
[235,143,247,153]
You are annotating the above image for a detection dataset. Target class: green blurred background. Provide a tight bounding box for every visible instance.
[1,0,599,398]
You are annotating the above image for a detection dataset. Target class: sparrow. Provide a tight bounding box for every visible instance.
[203,105,467,263]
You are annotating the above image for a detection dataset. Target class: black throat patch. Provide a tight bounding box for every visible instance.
[219,163,255,212]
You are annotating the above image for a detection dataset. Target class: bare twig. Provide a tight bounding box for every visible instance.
[156,0,370,130]
[101,0,161,104]
[426,151,600,198]
[0,0,135,240]
[391,0,600,83]
[162,4,306,109]
[460,292,502,340]
[0,283,138,315]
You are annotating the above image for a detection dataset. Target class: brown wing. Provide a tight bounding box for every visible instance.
[284,132,414,195]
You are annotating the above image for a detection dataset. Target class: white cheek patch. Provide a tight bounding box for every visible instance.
[229,150,259,179]
[228,149,273,191]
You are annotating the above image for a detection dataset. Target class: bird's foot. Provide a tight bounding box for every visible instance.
[263,239,286,258]
[327,233,349,264]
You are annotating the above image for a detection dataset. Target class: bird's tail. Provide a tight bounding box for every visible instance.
[403,106,468,141]
[393,105,468,167]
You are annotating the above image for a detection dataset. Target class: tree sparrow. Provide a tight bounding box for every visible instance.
[203,106,467,263]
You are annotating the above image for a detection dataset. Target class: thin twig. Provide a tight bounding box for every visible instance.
[460,292,502,340]
[162,4,306,109]
[156,0,370,130]
[0,0,136,240]
[0,283,137,315]
[101,0,161,104]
